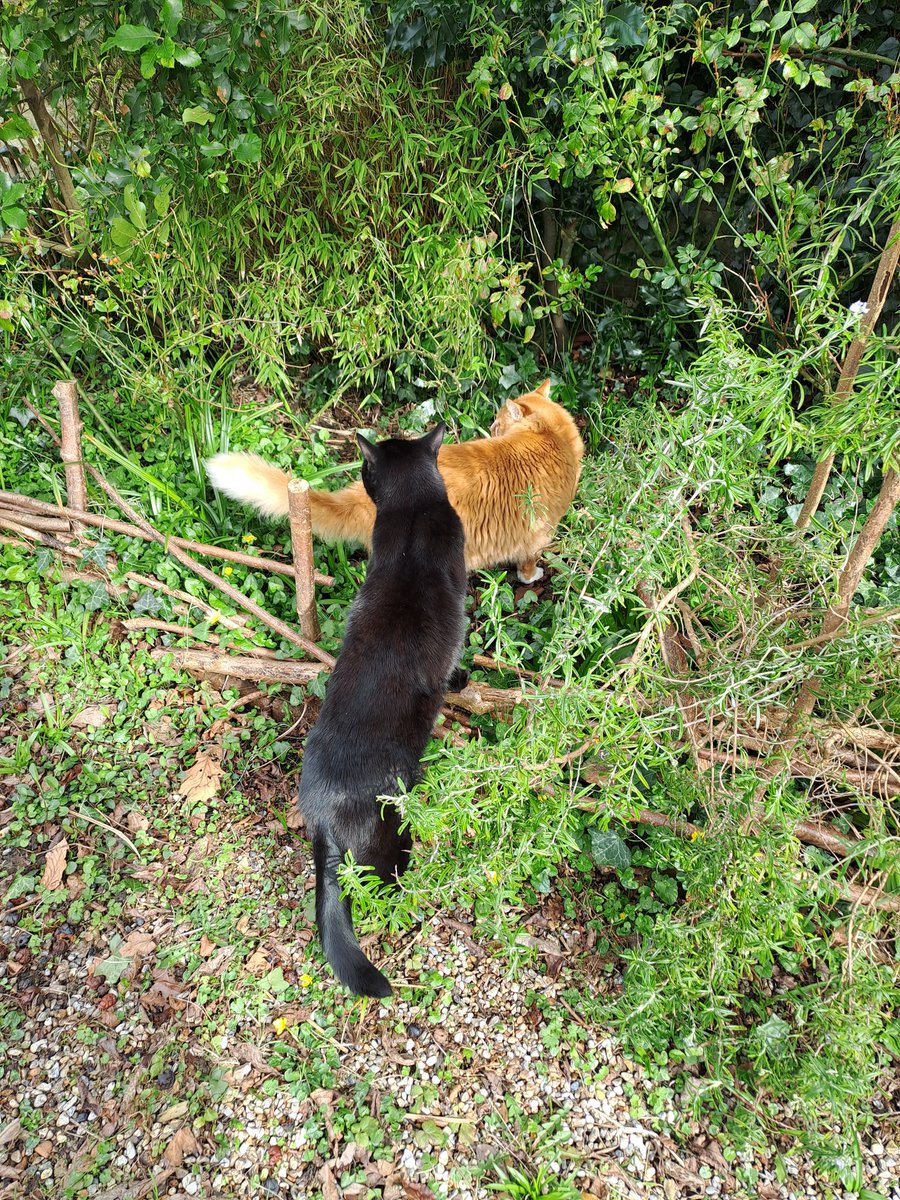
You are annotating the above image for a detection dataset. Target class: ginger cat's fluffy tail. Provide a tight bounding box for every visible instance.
[205,453,375,546]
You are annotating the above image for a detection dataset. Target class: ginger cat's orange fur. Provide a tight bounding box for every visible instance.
[206,380,583,582]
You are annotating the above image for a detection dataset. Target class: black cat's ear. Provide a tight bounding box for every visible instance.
[356,432,377,465]
[418,422,445,457]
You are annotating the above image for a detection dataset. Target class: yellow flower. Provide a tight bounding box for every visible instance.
[300,973,313,988]
[690,830,702,841]
[223,566,233,576]
[488,871,499,884]
[242,533,256,545]
[273,1016,288,1035]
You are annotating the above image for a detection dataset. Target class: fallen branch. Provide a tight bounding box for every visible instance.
[120,619,278,660]
[0,490,333,585]
[150,647,328,686]
[0,507,71,533]
[443,683,529,716]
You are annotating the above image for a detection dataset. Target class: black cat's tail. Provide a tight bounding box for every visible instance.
[313,831,392,999]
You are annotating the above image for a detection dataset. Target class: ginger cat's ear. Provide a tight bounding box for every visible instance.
[536,379,552,399]
[356,432,378,465]
[506,401,524,422]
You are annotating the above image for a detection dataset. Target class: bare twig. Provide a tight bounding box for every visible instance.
[472,653,564,688]
[0,490,333,584]
[795,216,900,531]
[287,479,320,641]
[52,379,87,527]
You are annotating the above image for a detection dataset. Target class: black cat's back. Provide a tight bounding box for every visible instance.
[297,425,467,997]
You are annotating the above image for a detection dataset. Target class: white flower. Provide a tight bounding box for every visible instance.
[848,300,869,316]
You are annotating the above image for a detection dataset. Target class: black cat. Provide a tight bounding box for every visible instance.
[297,424,468,998]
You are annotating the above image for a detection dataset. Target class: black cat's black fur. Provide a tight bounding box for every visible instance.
[297,424,468,998]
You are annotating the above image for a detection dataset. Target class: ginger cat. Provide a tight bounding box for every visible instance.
[206,380,583,582]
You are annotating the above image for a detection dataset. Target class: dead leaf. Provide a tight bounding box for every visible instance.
[195,945,235,977]
[234,1043,274,1073]
[198,934,216,957]
[66,873,85,900]
[317,1163,341,1200]
[71,704,111,728]
[41,838,69,890]
[126,809,149,834]
[178,748,224,805]
[244,948,269,976]
[401,1182,435,1200]
[162,1126,199,1167]
[333,1142,361,1170]
[120,931,156,958]
[0,1119,22,1147]
[158,1101,189,1125]
[33,1140,53,1158]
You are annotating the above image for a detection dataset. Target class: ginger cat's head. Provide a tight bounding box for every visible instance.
[490,378,552,437]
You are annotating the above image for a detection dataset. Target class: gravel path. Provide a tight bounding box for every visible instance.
[2,826,898,1200]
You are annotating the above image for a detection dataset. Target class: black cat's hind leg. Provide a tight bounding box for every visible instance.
[446,665,470,692]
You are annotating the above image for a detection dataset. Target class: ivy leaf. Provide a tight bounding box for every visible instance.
[755,1013,792,1055]
[133,589,165,616]
[231,132,262,164]
[182,106,213,125]
[82,580,110,611]
[94,935,130,983]
[587,827,632,869]
[80,538,113,571]
[35,547,53,575]
[174,46,202,67]
[102,24,158,54]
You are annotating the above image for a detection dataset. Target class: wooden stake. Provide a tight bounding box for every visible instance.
[287,479,320,641]
[52,380,87,529]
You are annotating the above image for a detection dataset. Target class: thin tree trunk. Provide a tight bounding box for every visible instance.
[18,77,87,248]
[788,467,900,727]
[795,216,900,531]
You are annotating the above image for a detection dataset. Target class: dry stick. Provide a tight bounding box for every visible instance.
[33,383,335,668]
[287,479,321,641]
[123,571,248,630]
[0,490,334,585]
[0,507,71,532]
[795,216,900,531]
[787,467,900,731]
[53,379,88,529]
[120,618,280,659]
[150,647,328,686]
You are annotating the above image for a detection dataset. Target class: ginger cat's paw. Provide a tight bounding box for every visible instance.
[516,562,544,585]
